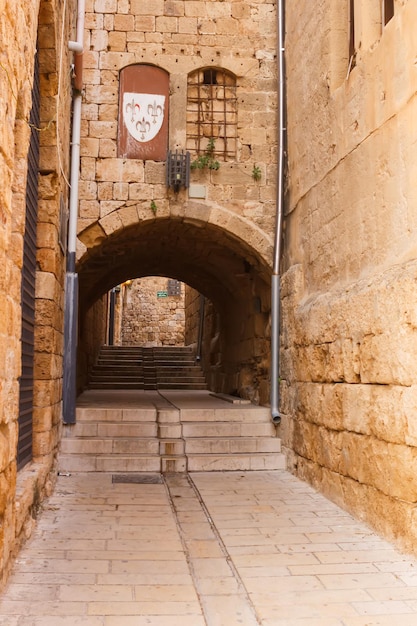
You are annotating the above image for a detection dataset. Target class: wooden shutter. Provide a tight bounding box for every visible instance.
[18,51,40,470]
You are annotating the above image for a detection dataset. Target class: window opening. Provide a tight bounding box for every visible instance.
[383,0,394,25]
[348,0,356,71]
[187,68,237,161]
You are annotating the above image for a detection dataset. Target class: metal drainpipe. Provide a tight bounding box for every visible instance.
[63,0,85,424]
[196,293,205,362]
[270,0,286,424]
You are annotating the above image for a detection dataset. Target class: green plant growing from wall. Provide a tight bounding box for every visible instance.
[150,200,157,215]
[252,165,262,181]
[191,138,220,171]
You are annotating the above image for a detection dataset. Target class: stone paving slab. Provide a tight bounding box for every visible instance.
[2,470,417,625]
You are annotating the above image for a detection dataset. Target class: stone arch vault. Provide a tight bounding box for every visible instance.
[77,204,274,404]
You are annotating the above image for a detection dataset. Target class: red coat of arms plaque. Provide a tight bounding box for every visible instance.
[118,65,169,161]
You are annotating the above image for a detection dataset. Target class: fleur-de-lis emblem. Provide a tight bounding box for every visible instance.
[126,98,140,123]
[147,101,163,124]
[136,117,151,140]
[123,92,165,143]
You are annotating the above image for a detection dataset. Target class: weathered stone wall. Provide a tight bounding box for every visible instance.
[78,294,109,391]
[184,286,201,349]
[76,0,278,403]
[76,0,278,239]
[0,0,75,589]
[121,277,185,346]
[283,0,417,552]
[184,283,270,401]
[184,286,217,382]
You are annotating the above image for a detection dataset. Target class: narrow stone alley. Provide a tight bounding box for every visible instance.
[1,469,417,626]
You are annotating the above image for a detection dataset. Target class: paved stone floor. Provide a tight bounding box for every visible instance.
[2,470,417,625]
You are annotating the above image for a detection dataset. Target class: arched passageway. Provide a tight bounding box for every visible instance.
[77,214,273,405]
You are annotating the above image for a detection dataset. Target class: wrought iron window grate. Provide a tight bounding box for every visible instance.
[187,68,237,161]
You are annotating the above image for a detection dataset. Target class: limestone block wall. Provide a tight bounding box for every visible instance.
[75,0,278,402]
[283,0,417,552]
[184,286,219,382]
[0,0,74,589]
[184,286,201,350]
[77,0,278,238]
[121,277,185,346]
[78,294,109,391]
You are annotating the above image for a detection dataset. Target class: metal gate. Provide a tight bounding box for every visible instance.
[17,51,40,470]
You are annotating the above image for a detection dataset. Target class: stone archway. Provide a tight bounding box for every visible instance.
[77,208,274,405]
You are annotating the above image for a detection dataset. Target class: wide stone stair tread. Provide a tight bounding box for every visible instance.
[185,436,281,454]
[89,381,146,390]
[87,345,208,391]
[89,376,144,381]
[182,421,276,437]
[75,408,157,422]
[158,380,208,386]
[59,453,163,472]
[61,437,160,454]
[187,453,286,471]
[62,346,284,474]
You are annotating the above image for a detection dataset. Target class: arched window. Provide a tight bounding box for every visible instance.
[187,68,237,161]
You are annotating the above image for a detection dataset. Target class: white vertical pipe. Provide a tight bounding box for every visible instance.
[63,0,85,423]
[270,0,285,424]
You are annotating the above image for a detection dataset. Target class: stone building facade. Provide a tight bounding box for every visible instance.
[0,0,76,588]
[120,277,185,346]
[2,0,417,592]
[282,0,417,552]
[1,0,280,585]
[76,0,278,402]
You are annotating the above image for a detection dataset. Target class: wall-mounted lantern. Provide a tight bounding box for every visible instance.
[166,149,190,193]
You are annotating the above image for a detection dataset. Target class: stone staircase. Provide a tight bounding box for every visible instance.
[88,345,207,390]
[58,391,285,474]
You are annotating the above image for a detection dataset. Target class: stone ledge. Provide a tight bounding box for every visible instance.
[210,393,251,405]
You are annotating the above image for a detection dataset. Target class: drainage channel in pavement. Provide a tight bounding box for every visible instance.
[165,473,261,626]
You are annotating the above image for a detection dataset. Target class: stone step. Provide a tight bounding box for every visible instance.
[157,377,207,383]
[98,352,144,357]
[159,439,185,455]
[161,456,187,473]
[60,438,160,455]
[180,406,271,422]
[99,347,193,352]
[187,453,286,472]
[95,356,199,368]
[88,382,147,389]
[75,408,157,422]
[97,354,194,360]
[150,359,196,364]
[92,365,145,371]
[88,381,207,391]
[89,345,207,392]
[155,365,203,371]
[90,369,144,382]
[89,375,145,381]
[63,422,158,438]
[92,364,199,371]
[185,437,281,454]
[58,454,162,473]
[182,422,276,438]
[89,371,205,380]
[157,383,208,390]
